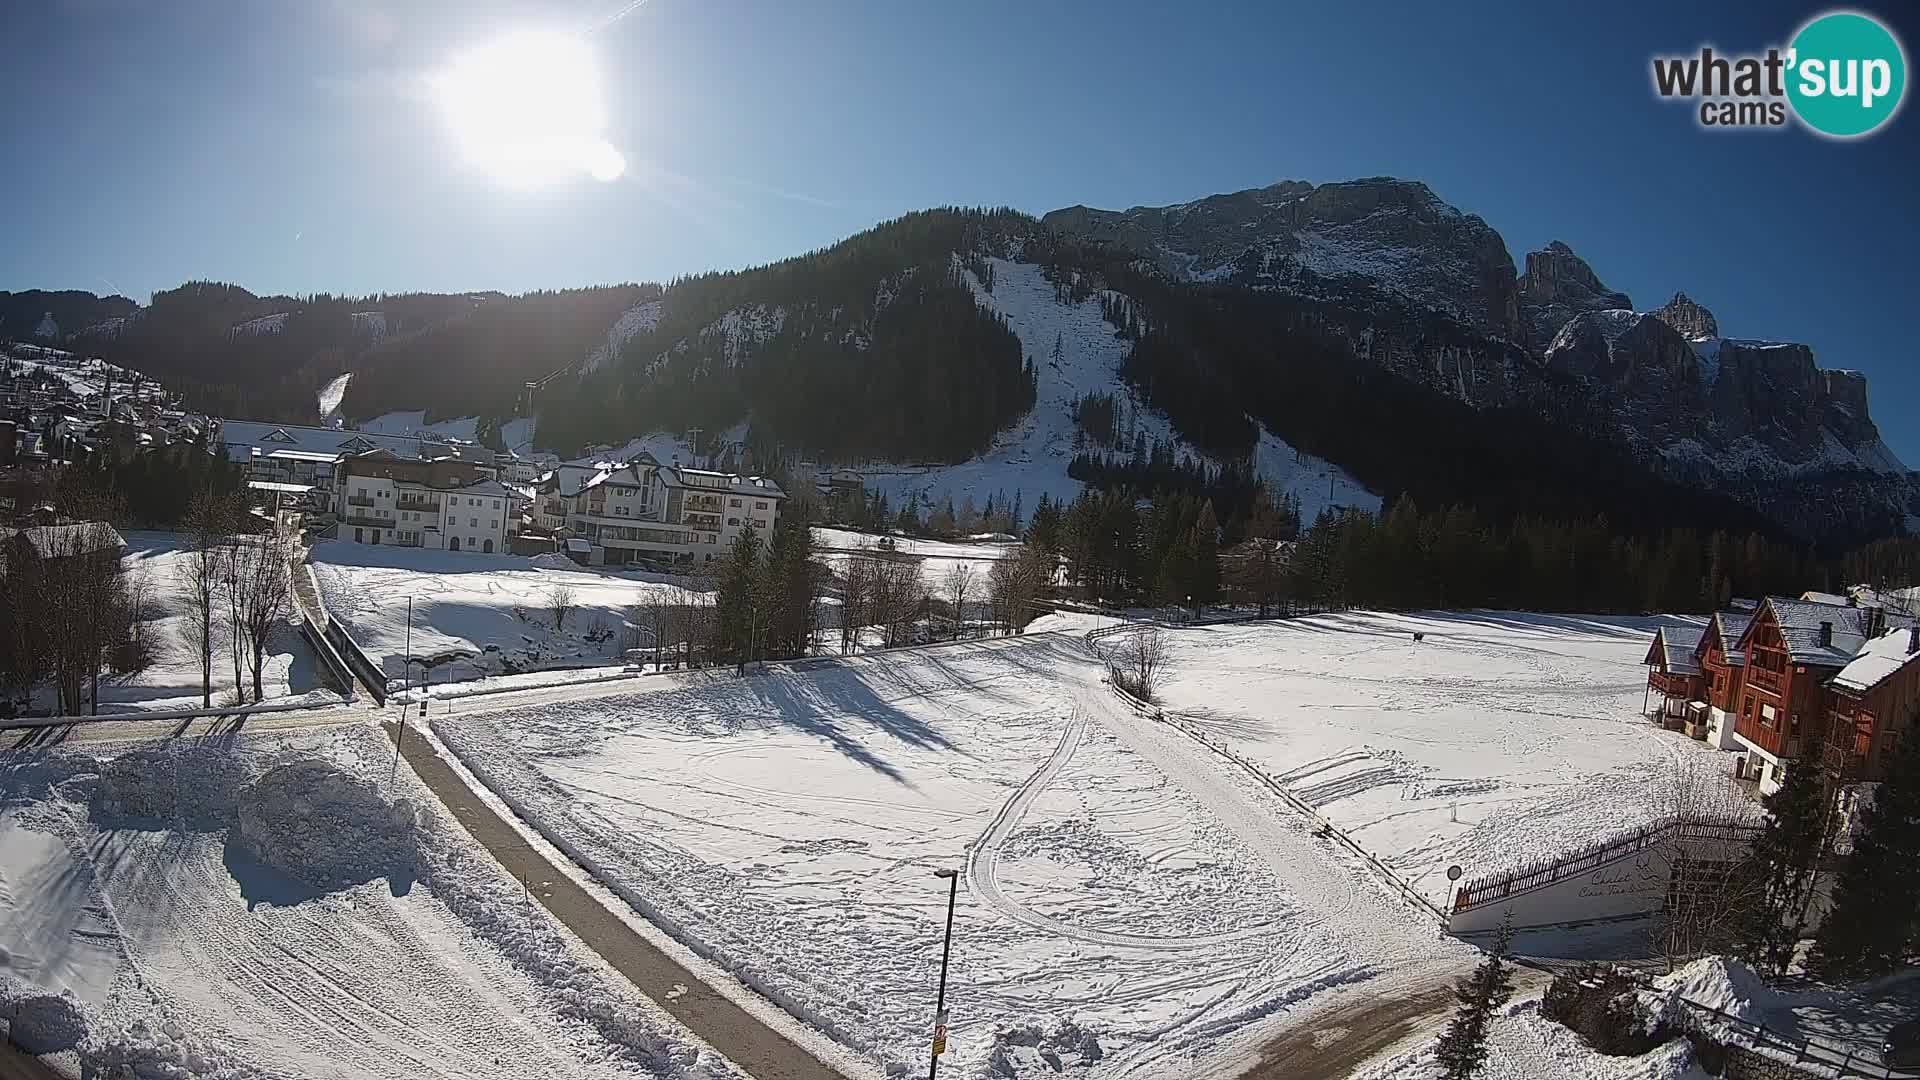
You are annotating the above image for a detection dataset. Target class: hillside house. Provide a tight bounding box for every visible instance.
[531,452,785,568]
[334,450,512,553]
[1821,623,1920,782]
[1644,594,1920,794]
[217,421,484,513]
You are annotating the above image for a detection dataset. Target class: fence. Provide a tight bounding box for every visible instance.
[1082,619,1448,924]
[1452,816,1763,913]
[1676,998,1910,1080]
[323,619,388,706]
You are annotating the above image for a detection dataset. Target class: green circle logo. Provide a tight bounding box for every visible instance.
[1787,11,1907,137]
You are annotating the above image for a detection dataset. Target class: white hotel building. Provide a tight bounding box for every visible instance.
[534,452,784,567]
[335,450,515,553]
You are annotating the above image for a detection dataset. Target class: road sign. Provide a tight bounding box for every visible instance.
[1446,864,1463,882]
[932,1009,949,1055]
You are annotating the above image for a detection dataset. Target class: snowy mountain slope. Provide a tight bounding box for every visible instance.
[581,299,663,375]
[317,372,353,418]
[858,257,1376,520]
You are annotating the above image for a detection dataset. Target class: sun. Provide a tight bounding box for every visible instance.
[431,29,627,188]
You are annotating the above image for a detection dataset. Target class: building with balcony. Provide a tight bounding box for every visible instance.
[1644,625,1704,727]
[334,449,510,553]
[1821,623,1920,783]
[530,451,785,568]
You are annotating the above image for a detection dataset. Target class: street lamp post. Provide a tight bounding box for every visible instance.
[929,867,958,1080]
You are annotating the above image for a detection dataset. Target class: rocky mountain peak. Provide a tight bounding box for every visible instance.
[1043,176,1521,341]
[1515,241,1632,351]
[1654,292,1719,342]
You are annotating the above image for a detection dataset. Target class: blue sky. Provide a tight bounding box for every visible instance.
[2,0,1916,461]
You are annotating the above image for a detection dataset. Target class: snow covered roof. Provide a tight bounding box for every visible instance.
[1648,626,1704,675]
[1801,591,1849,607]
[1746,597,1919,668]
[1829,627,1920,696]
[3,522,126,560]
[219,420,452,464]
[1705,610,1755,666]
[443,478,516,499]
[658,464,785,500]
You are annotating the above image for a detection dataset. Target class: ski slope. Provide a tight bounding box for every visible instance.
[854,257,1378,522]
[431,634,1463,1078]
[1147,610,1752,905]
[0,724,740,1080]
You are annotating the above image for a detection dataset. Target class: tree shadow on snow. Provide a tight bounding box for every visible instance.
[748,668,962,786]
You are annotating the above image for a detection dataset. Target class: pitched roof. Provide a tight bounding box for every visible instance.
[1745,596,1920,668]
[1830,627,1920,696]
[217,420,459,464]
[6,522,126,559]
[657,464,786,499]
[1649,625,1704,675]
[1705,610,1755,666]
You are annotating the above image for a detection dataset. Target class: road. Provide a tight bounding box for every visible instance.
[3,674,858,1080]
[384,719,853,1080]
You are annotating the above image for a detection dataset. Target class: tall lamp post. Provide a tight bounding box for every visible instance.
[928,867,959,1079]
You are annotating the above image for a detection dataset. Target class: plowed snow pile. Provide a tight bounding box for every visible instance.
[231,760,417,890]
[0,727,742,1079]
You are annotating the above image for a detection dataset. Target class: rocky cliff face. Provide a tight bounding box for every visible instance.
[1047,179,1915,542]
[1654,293,1719,341]
[1045,178,1523,340]
[1517,241,1632,351]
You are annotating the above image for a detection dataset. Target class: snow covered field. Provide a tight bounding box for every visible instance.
[814,526,1017,595]
[309,541,704,681]
[432,634,1463,1078]
[1145,610,1748,905]
[20,532,324,716]
[0,724,739,1079]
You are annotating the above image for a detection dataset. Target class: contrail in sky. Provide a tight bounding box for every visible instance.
[595,0,653,32]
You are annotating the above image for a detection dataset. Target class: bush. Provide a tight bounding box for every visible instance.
[1541,964,1667,1057]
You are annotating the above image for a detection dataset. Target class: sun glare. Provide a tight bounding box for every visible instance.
[432,29,627,188]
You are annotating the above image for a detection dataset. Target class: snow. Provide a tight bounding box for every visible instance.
[360,410,482,442]
[18,531,322,715]
[853,257,1375,523]
[583,300,664,375]
[429,633,1463,1079]
[500,416,539,457]
[813,526,1018,594]
[228,312,288,337]
[1830,627,1919,694]
[1147,611,1753,904]
[1688,336,1723,384]
[308,540,706,681]
[316,372,352,418]
[0,724,744,1080]
[1351,996,1704,1080]
[350,310,388,339]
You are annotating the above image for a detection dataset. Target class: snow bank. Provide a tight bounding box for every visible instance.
[1644,957,1775,1028]
[6,987,86,1053]
[230,760,418,892]
[989,1021,1104,1077]
[91,747,253,824]
[81,1015,265,1080]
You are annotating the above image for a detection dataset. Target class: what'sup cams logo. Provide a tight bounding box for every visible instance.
[1652,10,1907,137]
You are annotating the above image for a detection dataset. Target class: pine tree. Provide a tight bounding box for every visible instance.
[1813,718,1920,977]
[1434,919,1514,1079]
[715,527,761,663]
[1732,760,1832,975]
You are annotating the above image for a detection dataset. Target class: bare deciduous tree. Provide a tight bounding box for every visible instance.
[839,548,875,655]
[1113,626,1169,701]
[178,489,232,708]
[230,532,296,702]
[1647,755,1768,972]
[870,556,926,649]
[944,563,976,641]
[547,584,578,632]
[988,547,1052,635]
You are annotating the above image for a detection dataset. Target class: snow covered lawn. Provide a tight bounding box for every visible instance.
[0,723,739,1079]
[309,541,706,681]
[1145,610,1749,905]
[431,634,1447,1077]
[813,526,1017,595]
[23,531,326,716]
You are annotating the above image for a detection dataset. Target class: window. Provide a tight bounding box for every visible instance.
[756,501,767,510]
[727,517,740,527]
[447,517,456,528]
[470,517,479,528]
[493,499,501,509]
[1760,703,1777,729]
[730,498,741,507]
[489,520,498,530]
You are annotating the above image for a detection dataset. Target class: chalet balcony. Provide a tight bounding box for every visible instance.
[396,497,441,513]
[1748,666,1786,694]
[1647,670,1699,698]
[683,512,722,530]
[342,513,388,528]
[346,495,375,508]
